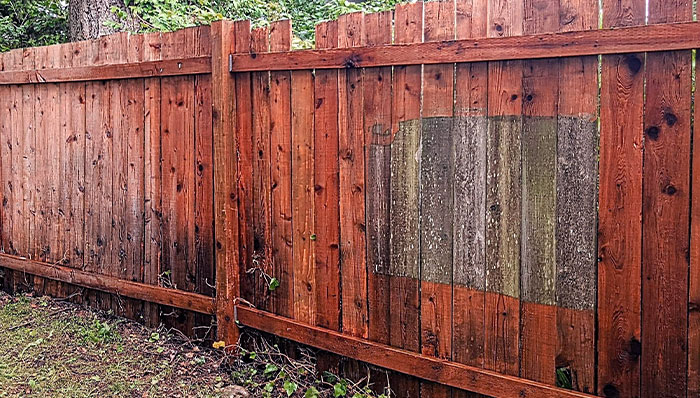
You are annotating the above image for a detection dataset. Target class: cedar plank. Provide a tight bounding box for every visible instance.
[598,0,644,396]
[268,20,294,318]
[641,2,692,396]
[313,20,341,331]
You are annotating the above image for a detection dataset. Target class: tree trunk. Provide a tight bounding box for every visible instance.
[68,0,131,41]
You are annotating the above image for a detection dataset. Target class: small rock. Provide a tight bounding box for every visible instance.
[219,385,249,398]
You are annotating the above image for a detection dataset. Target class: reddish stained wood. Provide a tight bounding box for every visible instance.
[338,11,368,339]
[0,253,215,314]
[388,3,422,396]
[420,3,455,398]
[268,20,294,318]
[598,0,644,396]
[236,305,598,398]
[193,27,215,336]
[291,69,315,324]
[212,20,241,344]
[233,20,256,308]
[143,31,164,328]
[251,26,273,312]
[313,20,341,331]
[194,72,214,298]
[0,51,15,292]
[229,22,700,72]
[690,41,700,397]
[556,0,598,394]
[641,2,692,397]
[0,56,210,85]
[364,9,391,346]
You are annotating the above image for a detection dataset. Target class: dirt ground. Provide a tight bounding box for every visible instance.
[0,291,388,398]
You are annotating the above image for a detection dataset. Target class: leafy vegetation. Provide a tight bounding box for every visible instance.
[1,0,404,51]
[0,0,68,52]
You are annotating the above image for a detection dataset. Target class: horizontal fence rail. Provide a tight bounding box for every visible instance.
[236,305,597,398]
[0,254,215,314]
[230,21,700,71]
[0,56,211,85]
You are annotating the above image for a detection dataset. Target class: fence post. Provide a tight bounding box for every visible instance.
[211,19,240,346]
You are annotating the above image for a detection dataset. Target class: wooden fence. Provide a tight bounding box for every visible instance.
[1,0,700,397]
[0,27,216,335]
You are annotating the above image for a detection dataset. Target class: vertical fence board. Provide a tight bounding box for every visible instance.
[143,31,163,328]
[291,68,315,323]
[0,51,13,289]
[642,2,692,397]
[313,20,341,331]
[268,20,294,318]
[485,0,522,378]
[364,8,392,343]
[251,26,273,312]
[389,3,423,396]
[520,0,559,385]
[690,37,700,397]
[420,2,455,398]
[598,0,645,397]
[555,0,598,393]
[338,11,368,339]
[234,21,255,309]
[84,37,111,310]
[362,10,393,394]
[212,20,240,344]
[453,1,488,397]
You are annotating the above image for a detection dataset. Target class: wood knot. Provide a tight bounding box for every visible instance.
[623,55,642,75]
[645,126,659,141]
[343,55,361,68]
[602,384,619,398]
[664,111,678,127]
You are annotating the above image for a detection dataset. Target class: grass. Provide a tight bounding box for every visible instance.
[0,292,227,397]
[0,291,390,398]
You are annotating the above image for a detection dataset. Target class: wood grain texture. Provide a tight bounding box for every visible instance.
[291,69,315,324]
[313,20,341,331]
[143,31,163,328]
[229,22,700,72]
[211,20,240,344]
[690,37,700,397]
[233,21,255,309]
[452,2,488,397]
[598,0,644,396]
[364,10,392,349]
[420,3,454,398]
[251,26,273,312]
[642,2,692,397]
[388,3,422,396]
[520,0,558,384]
[485,0,522,379]
[268,20,294,318]
[338,11,368,339]
[0,253,215,314]
[556,0,598,393]
[236,305,599,398]
[0,56,210,85]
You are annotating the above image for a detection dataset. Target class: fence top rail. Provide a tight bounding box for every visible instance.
[0,55,211,85]
[230,20,700,72]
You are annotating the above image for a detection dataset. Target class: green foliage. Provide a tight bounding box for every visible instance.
[0,0,67,52]
[211,0,403,47]
[80,319,121,345]
[1,0,403,51]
